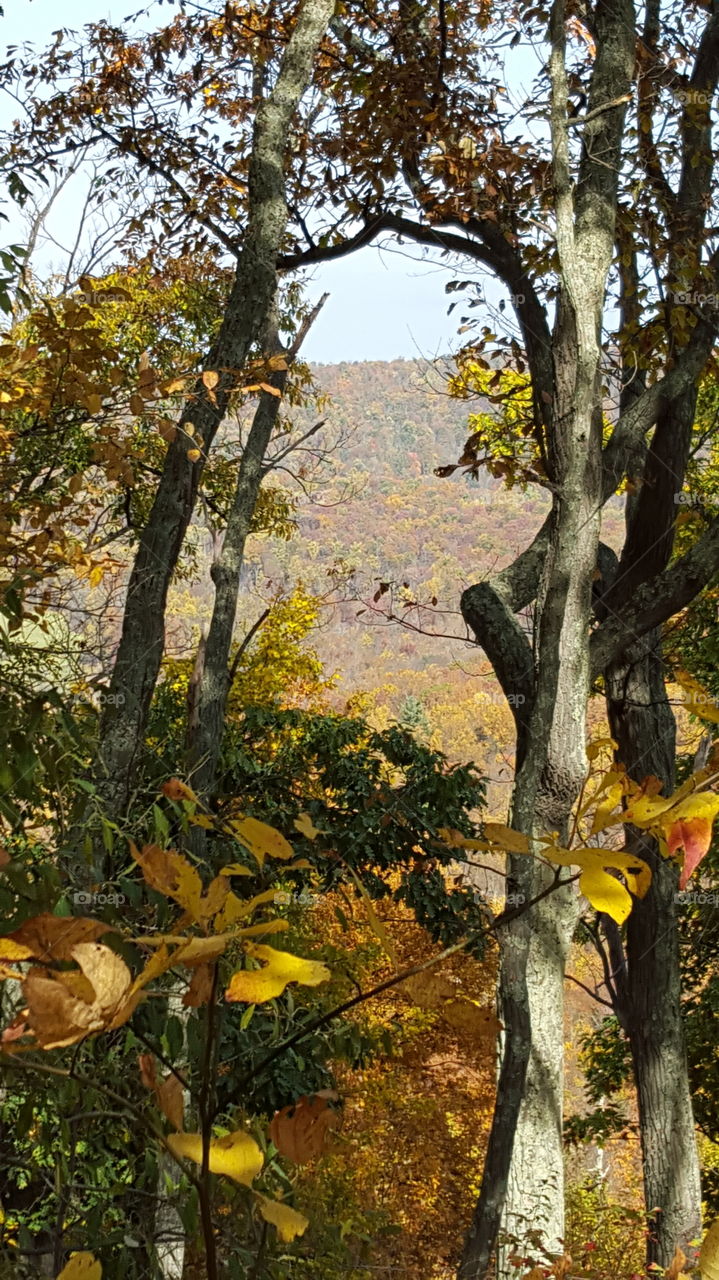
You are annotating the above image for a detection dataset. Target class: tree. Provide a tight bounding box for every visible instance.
[272,0,719,1269]
[3,0,337,840]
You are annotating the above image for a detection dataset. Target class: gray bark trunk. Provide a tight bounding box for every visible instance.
[186,367,286,814]
[89,0,337,837]
[605,633,702,1263]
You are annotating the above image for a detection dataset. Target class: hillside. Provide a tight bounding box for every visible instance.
[197,358,623,779]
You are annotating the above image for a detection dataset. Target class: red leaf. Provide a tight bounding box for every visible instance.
[668,817,712,888]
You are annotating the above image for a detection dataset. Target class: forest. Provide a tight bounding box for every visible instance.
[0,0,719,1278]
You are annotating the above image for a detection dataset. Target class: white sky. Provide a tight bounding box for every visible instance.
[0,0,522,362]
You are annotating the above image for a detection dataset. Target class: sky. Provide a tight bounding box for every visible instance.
[0,0,515,363]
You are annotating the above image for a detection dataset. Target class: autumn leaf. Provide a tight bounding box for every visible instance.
[130,844,204,920]
[0,915,115,964]
[225,943,330,1003]
[174,936,226,967]
[138,1052,158,1090]
[161,778,200,804]
[156,1073,185,1130]
[55,1253,102,1280]
[24,943,134,1048]
[183,962,215,1007]
[255,1193,309,1242]
[674,668,719,724]
[483,822,530,853]
[167,1129,263,1185]
[202,369,219,390]
[700,1218,719,1280]
[624,786,719,886]
[269,1093,339,1164]
[230,817,294,866]
[294,812,320,839]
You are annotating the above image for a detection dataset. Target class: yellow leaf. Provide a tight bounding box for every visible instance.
[218,862,254,877]
[483,822,530,853]
[186,448,201,462]
[167,1129,263,1186]
[255,1193,309,1242]
[130,844,204,921]
[345,864,396,965]
[589,777,625,834]
[0,937,35,962]
[700,1218,719,1280]
[225,943,330,1004]
[174,936,226,967]
[437,827,488,851]
[202,370,219,390]
[236,918,289,938]
[578,865,633,925]
[231,817,294,866]
[56,1253,102,1280]
[675,668,719,724]
[294,812,320,839]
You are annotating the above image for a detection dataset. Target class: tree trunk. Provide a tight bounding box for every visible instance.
[605,631,702,1264]
[88,0,337,839]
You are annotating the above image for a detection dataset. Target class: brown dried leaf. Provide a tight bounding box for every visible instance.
[0,914,114,964]
[269,1094,340,1164]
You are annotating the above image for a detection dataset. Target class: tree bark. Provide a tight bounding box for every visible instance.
[605,633,702,1265]
[89,0,337,837]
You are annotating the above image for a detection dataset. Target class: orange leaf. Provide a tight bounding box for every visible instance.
[161,778,200,804]
[156,1073,185,1130]
[183,962,215,1007]
[138,1052,158,1090]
